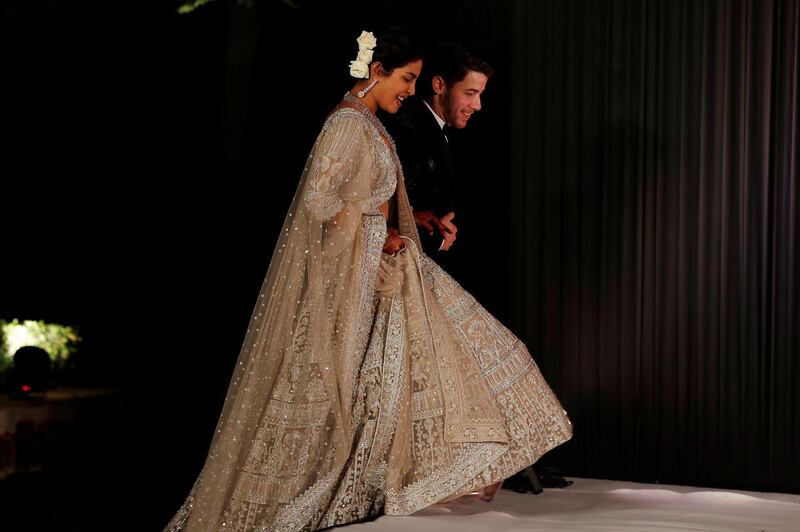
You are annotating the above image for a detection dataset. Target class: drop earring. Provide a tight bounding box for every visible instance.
[358,79,379,98]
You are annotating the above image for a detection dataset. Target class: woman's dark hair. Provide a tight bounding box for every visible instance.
[369,27,423,74]
[417,42,495,98]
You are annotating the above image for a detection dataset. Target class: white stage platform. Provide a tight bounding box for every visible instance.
[343,477,800,531]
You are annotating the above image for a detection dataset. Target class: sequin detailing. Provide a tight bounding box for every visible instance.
[304,107,396,222]
[164,95,572,532]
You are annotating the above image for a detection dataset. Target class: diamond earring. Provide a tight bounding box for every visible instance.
[358,79,379,98]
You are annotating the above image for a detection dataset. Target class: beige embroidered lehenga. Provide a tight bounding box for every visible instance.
[166,93,572,531]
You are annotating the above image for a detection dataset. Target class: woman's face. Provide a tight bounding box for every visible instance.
[373,59,422,114]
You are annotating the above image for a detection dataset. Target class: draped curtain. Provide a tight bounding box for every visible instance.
[509,0,799,492]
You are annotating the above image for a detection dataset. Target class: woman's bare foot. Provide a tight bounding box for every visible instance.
[432,479,504,507]
[431,492,482,507]
[478,480,503,502]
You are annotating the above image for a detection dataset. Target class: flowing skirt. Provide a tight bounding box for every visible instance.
[167,243,572,531]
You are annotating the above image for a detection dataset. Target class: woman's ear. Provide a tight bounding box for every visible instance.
[370,61,387,79]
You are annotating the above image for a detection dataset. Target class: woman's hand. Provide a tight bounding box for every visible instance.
[383,227,405,254]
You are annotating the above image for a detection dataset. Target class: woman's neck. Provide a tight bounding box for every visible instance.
[349,87,378,113]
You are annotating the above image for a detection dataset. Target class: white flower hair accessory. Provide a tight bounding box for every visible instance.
[349,30,377,79]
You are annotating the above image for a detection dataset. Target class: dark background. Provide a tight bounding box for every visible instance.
[1,0,797,530]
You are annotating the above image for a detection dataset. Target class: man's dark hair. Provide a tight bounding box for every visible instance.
[417,42,495,99]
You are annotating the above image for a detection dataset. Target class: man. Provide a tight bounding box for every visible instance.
[386,42,494,270]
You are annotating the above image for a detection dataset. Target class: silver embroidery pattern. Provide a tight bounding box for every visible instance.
[163,96,572,532]
[304,108,396,222]
[271,464,345,531]
[385,441,507,514]
[363,294,405,480]
[349,214,388,411]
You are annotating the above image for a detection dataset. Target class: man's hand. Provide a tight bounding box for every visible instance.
[413,210,458,251]
[413,210,439,236]
[438,211,457,251]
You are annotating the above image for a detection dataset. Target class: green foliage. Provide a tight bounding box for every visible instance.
[177,0,218,14]
[0,320,81,370]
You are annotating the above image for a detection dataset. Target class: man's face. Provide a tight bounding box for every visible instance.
[442,70,489,129]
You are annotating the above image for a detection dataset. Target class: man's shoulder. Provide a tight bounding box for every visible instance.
[385,99,437,137]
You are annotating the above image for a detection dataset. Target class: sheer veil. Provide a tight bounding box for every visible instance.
[168,101,421,530]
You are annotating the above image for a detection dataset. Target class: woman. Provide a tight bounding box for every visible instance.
[166,29,572,531]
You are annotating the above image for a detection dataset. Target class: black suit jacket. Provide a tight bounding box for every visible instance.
[385,99,456,258]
